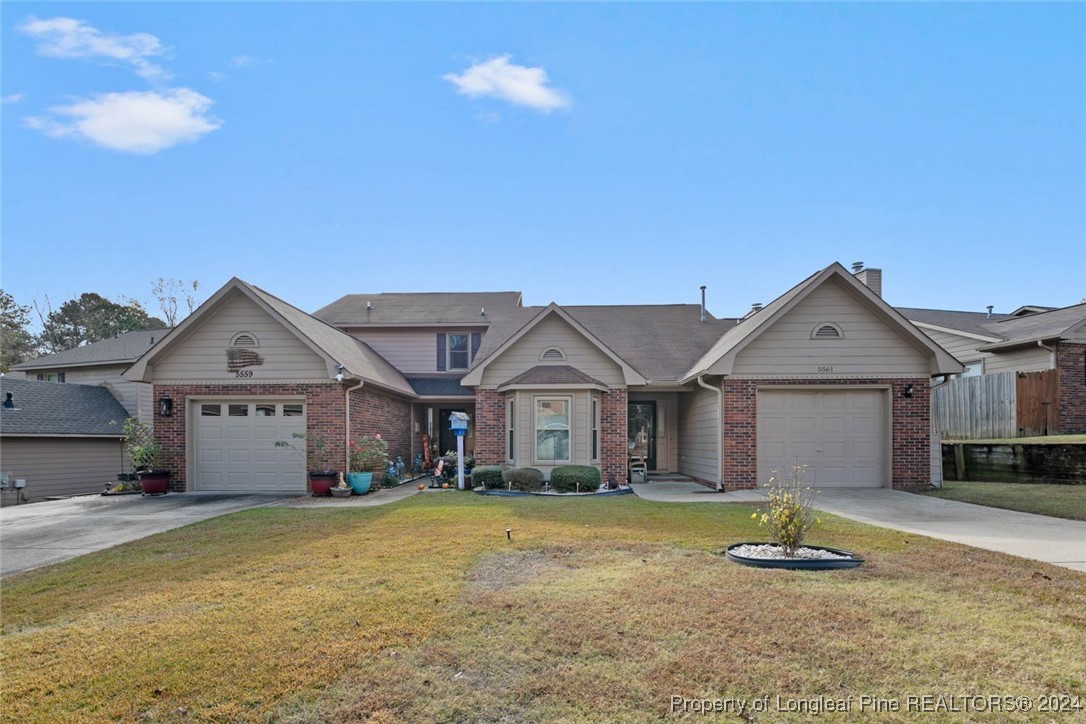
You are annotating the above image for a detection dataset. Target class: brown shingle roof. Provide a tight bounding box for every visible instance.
[313,292,523,325]
[501,365,607,387]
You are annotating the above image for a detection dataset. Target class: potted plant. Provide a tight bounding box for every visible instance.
[330,473,353,498]
[348,434,388,495]
[275,432,338,496]
[123,418,170,495]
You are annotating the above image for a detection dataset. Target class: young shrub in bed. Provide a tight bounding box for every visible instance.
[501,467,544,492]
[550,465,602,494]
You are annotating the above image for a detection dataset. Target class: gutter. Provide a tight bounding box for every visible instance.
[1037,340,1057,367]
[344,379,365,472]
[696,375,724,491]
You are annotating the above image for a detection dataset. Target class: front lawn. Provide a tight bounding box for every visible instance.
[923,481,1086,521]
[2,494,1084,722]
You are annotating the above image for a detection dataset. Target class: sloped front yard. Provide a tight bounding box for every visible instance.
[2,495,1084,722]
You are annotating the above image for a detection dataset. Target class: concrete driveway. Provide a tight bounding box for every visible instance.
[813,489,1086,573]
[0,493,288,577]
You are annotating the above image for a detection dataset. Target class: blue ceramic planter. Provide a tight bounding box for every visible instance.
[347,472,373,495]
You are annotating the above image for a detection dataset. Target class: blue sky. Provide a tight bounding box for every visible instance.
[3,3,1083,326]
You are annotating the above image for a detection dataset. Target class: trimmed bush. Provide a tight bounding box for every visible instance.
[501,467,544,492]
[550,466,602,494]
[472,466,507,489]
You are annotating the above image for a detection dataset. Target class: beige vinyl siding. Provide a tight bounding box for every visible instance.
[919,328,989,368]
[154,292,328,381]
[33,364,151,420]
[348,328,483,374]
[629,391,679,472]
[481,316,624,387]
[732,279,929,376]
[678,385,718,483]
[984,346,1053,374]
[0,437,124,505]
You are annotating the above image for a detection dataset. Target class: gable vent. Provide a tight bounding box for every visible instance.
[230,332,259,348]
[540,347,566,361]
[812,323,843,340]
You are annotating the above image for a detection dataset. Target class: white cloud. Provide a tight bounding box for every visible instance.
[229,55,253,68]
[208,71,226,83]
[444,55,570,112]
[24,88,222,154]
[2,93,25,104]
[18,16,168,81]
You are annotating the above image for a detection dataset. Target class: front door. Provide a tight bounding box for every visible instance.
[439,409,467,457]
[628,402,657,471]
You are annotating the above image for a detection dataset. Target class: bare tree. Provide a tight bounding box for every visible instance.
[151,278,202,326]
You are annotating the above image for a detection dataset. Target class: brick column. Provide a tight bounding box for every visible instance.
[1057,343,1086,434]
[600,387,628,484]
[721,380,757,490]
[473,388,505,465]
[889,379,930,490]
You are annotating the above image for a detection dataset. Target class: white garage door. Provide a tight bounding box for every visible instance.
[194,400,307,492]
[757,389,887,488]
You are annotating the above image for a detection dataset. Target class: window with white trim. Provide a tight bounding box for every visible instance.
[535,396,571,463]
[506,396,516,462]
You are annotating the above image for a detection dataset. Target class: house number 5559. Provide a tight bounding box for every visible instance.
[817,366,834,373]
[235,369,254,378]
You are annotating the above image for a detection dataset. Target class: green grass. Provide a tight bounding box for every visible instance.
[924,480,1086,521]
[2,494,1084,722]
[943,434,1086,445]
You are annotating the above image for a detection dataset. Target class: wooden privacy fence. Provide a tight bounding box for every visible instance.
[932,369,1060,440]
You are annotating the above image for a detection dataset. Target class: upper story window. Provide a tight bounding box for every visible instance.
[437,332,481,372]
[36,372,65,382]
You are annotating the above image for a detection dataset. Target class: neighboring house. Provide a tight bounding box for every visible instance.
[902,303,1086,434]
[0,378,130,505]
[121,262,961,494]
[10,329,170,421]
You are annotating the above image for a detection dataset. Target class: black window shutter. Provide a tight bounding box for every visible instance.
[436,334,446,371]
[470,332,481,362]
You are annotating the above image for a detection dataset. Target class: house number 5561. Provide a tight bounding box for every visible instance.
[817,366,834,373]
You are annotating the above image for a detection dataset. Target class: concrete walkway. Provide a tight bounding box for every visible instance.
[630,481,763,503]
[0,493,288,577]
[814,489,1086,573]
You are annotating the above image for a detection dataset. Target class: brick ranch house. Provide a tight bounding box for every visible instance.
[122,262,963,493]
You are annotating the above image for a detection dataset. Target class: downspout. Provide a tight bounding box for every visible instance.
[344,379,365,473]
[1037,340,1057,368]
[696,375,724,492]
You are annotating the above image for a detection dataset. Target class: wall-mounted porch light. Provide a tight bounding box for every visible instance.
[902,384,914,399]
[158,396,174,417]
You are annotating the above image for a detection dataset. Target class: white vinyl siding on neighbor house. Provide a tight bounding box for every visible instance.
[677,385,719,483]
[0,437,124,504]
[732,280,929,376]
[154,292,328,381]
[480,315,624,387]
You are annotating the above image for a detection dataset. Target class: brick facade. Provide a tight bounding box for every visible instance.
[348,386,412,469]
[719,378,931,492]
[1057,343,1086,434]
[473,388,505,465]
[600,386,628,484]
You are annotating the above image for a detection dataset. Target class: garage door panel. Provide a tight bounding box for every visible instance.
[757,389,886,488]
[194,400,306,493]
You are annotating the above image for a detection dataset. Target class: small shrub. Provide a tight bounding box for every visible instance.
[501,467,544,492]
[753,460,820,556]
[550,466,602,494]
[473,466,506,489]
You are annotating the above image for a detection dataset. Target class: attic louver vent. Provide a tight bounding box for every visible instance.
[813,324,843,339]
[540,347,566,361]
[231,333,258,347]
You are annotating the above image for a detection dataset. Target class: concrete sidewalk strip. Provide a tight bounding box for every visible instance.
[630,481,764,504]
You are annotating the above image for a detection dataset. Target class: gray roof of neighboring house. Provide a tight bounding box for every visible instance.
[12,329,171,370]
[502,365,607,387]
[0,379,129,437]
[237,281,417,397]
[313,292,523,326]
[902,304,1086,346]
[405,376,475,397]
[471,304,740,384]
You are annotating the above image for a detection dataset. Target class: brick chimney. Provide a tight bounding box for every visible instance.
[851,261,882,298]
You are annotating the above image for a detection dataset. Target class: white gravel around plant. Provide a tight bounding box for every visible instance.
[730,544,852,560]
